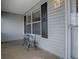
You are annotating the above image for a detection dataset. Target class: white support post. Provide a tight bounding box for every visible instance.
[64,0,72,59]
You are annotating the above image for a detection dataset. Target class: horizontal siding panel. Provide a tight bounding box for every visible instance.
[48,13,65,19]
[47,0,65,58]
[48,5,65,12]
[48,11,65,16]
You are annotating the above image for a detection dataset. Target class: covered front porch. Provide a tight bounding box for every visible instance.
[1,0,78,59]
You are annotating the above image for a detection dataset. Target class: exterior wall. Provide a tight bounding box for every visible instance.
[1,12,24,42]
[47,0,65,57]
[25,0,65,58]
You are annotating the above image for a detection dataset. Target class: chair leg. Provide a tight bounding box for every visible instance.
[28,44,30,48]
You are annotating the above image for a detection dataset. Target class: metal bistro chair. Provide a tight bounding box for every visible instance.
[23,34,37,48]
[30,35,37,48]
[23,34,30,48]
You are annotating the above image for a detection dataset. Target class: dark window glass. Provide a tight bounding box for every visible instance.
[24,16,26,34]
[32,11,40,22]
[32,22,40,34]
[28,15,31,23]
[42,21,48,38]
[41,2,48,38]
[26,24,31,33]
[76,0,78,12]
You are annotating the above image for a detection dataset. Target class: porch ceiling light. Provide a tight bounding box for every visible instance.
[53,0,64,8]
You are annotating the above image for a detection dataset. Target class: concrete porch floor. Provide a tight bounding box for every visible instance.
[1,42,60,59]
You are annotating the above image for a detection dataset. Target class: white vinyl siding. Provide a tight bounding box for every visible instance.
[47,0,65,57]
[25,0,65,58]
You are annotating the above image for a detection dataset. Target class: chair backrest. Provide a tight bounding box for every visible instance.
[29,35,36,42]
[24,34,36,42]
[24,34,30,41]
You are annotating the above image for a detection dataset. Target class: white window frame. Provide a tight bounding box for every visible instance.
[32,8,41,35]
[26,8,41,35]
[26,13,32,34]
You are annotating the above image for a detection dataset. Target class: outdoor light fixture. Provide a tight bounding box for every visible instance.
[53,0,64,8]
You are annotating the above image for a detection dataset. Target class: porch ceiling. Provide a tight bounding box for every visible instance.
[1,0,40,15]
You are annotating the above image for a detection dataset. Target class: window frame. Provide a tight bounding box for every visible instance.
[32,8,41,35]
[26,13,32,34]
[25,8,41,35]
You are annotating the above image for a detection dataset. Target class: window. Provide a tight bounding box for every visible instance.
[32,9,40,35]
[25,9,41,35]
[41,2,48,38]
[27,15,31,23]
[24,3,48,37]
[24,16,26,34]
[26,24,31,33]
[32,22,40,34]
[32,10,40,22]
[76,0,78,12]
[26,13,31,34]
